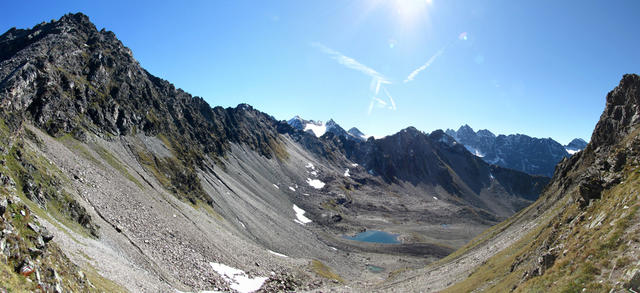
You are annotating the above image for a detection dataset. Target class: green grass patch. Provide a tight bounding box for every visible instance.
[93,144,143,189]
[0,260,33,292]
[311,260,344,283]
[82,263,127,292]
[56,134,100,165]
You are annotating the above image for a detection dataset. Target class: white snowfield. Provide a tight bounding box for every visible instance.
[306,178,325,189]
[268,250,288,258]
[566,148,580,155]
[209,262,267,293]
[304,123,326,137]
[293,204,312,224]
[344,169,350,177]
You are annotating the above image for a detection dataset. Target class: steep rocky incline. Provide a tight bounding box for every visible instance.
[0,13,291,206]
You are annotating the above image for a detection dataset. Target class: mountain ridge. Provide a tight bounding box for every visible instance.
[446,125,587,177]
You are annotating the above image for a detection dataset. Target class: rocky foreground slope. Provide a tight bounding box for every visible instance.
[0,13,553,292]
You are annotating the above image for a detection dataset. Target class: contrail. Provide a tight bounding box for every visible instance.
[312,42,390,84]
[404,34,466,83]
[404,47,445,83]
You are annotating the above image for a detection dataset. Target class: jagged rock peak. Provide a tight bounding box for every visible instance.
[590,74,640,150]
[565,138,587,152]
[477,129,496,138]
[348,127,365,137]
[59,12,93,27]
[457,124,475,135]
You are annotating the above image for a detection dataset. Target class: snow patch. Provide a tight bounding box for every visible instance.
[463,145,485,157]
[289,186,296,192]
[344,169,350,177]
[268,250,288,258]
[310,170,318,176]
[566,148,580,155]
[209,262,267,293]
[272,184,279,189]
[351,163,358,167]
[304,123,327,137]
[305,162,315,170]
[306,178,325,189]
[433,196,438,200]
[293,204,312,224]
[330,247,338,251]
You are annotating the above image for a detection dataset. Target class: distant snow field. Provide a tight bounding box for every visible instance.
[306,178,325,189]
[344,169,350,177]
[209,262,267,293]
[293,204,312,224]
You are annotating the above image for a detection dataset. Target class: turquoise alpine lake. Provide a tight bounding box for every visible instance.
[343,230,400,244]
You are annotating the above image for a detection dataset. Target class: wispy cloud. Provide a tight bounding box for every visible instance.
[384,88,396,110]
[312,42,390,84]
[404,47,445,83]
[313,42,397,115]
[367,100,375,115]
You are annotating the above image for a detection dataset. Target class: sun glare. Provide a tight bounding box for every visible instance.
[393,0,432,25]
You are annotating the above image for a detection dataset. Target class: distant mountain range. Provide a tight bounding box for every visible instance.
[446,125,587,177]
[288,118,587,178]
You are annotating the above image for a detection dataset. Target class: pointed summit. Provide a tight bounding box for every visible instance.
[590,74,640,149]
[347,127,367,141]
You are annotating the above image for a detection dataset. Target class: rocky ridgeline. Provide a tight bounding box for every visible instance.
[0,13,295,205]
[446,125,584,177]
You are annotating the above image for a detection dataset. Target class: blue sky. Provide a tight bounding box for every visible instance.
[2,1,639,144]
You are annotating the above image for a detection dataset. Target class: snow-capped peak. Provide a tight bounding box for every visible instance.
[287,116,368,140]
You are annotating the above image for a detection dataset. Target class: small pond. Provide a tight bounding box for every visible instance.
[366,265,385,273]
[343,230,400,244]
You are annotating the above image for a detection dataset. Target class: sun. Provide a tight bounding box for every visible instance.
[392,0,432,24]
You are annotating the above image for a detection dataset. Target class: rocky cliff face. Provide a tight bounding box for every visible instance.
[446,125,584,177]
